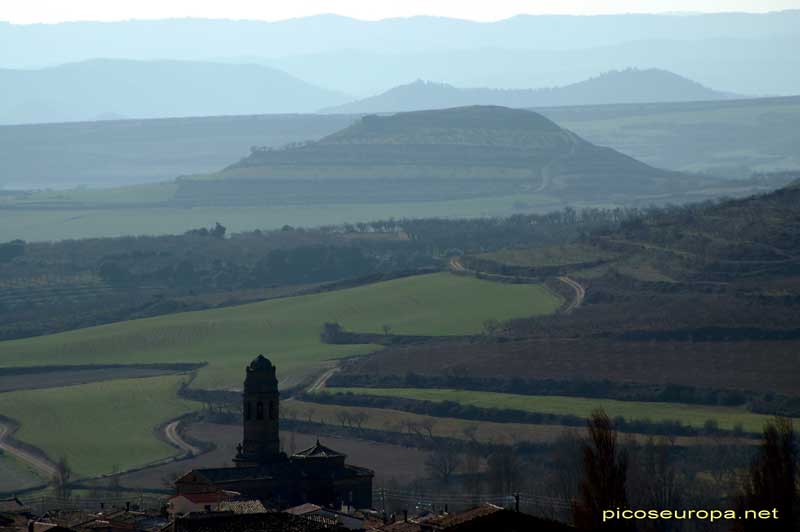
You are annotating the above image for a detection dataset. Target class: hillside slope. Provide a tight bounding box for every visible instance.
[594,180,800,282]
[0,59,349,125]
[2,95,796,192]
[478,178,800,286]
[322,69,732,114]
[211,106,697,202]
[0,114,356,189]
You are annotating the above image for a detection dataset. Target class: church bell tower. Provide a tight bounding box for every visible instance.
[234,354,281,467]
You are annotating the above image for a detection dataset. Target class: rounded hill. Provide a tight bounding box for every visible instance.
[201,105,697,203]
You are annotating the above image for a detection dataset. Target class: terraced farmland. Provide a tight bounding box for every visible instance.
[326,387,779,433]
[0,273,561,476]
[0,273,561,390]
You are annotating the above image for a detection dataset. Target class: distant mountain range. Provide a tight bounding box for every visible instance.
[3,12,798,66]
[266,35,799,97]
[3,13,797,96]
[0,59,349,125]
[321,69,733,114]
[180,105,703,206]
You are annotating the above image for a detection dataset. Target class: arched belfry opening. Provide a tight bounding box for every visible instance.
[234,354,281,466]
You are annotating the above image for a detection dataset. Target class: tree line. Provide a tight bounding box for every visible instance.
[298,391,747,439]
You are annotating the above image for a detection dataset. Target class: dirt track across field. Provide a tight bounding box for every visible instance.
[0,420,57,479]
[164,420,201,458]
[307,367,338,394]
[557,275,585,313]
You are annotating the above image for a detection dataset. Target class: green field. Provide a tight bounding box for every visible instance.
[0,193,563,242]
[327,387,778,433]
[0,452,44,493]
[0,375,196,477]
[0,273,561,476]
[0,273,562,391]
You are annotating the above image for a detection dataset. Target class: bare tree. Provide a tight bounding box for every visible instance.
[336,410,351,428]
[107,463,121,493]
[401,420,420,436]
[573,409,632,531]
[488,445,521,495]
[482,319,501,337]
[549,429,583,508]
[418,419,437,440]
[463,447,483,501]
[462,424,479,444]
[52,456,72,499]
[425,443,463,484]
[351,412,369,430]
[627,436,684,532]
[734,417,798,532]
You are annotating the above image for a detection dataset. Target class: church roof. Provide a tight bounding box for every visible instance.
[422,504,503,528]
[248,354,274,371]
[0,497,27,514]
[292,439,345,459]
[179,461,372,486]
[179,467,275,484]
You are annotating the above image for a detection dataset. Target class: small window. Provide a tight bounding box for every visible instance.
[269,401,276,420]
[256,401,264,420]
[245,402,252,420]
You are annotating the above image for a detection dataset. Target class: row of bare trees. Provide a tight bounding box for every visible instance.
[571,410,798,531]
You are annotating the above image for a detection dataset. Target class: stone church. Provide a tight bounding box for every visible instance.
[174,355,374,509]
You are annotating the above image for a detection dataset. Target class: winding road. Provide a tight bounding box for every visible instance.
[557,275,585,313]
[163,420,201,458]
[448,256,467,272]
[307,367,339,394]
[0,420,58,479]
[448,255,586,313]
[153,265,585,469]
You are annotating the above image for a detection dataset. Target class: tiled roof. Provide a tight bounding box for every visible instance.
[181,459,372,487]
[378,521,422,532]
[343,464,375,477]
[292,439,345,459]
[215,500,267,514]
[422,504,503,529]
[283,503,322,516]
[170,492,232,504]
[166,512,336,532]
[185,466,274,483]
[0,498,26,513]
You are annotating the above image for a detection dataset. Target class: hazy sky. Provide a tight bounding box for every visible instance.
[3,0,799,24]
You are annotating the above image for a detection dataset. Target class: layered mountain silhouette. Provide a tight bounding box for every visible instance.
[321,69,733,114]
[171,106,706,206]
[3,13,797,96]
[0,59,349,125]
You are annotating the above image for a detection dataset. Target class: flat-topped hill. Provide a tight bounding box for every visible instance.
[319,105,564,144]
[213,106,695,202]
